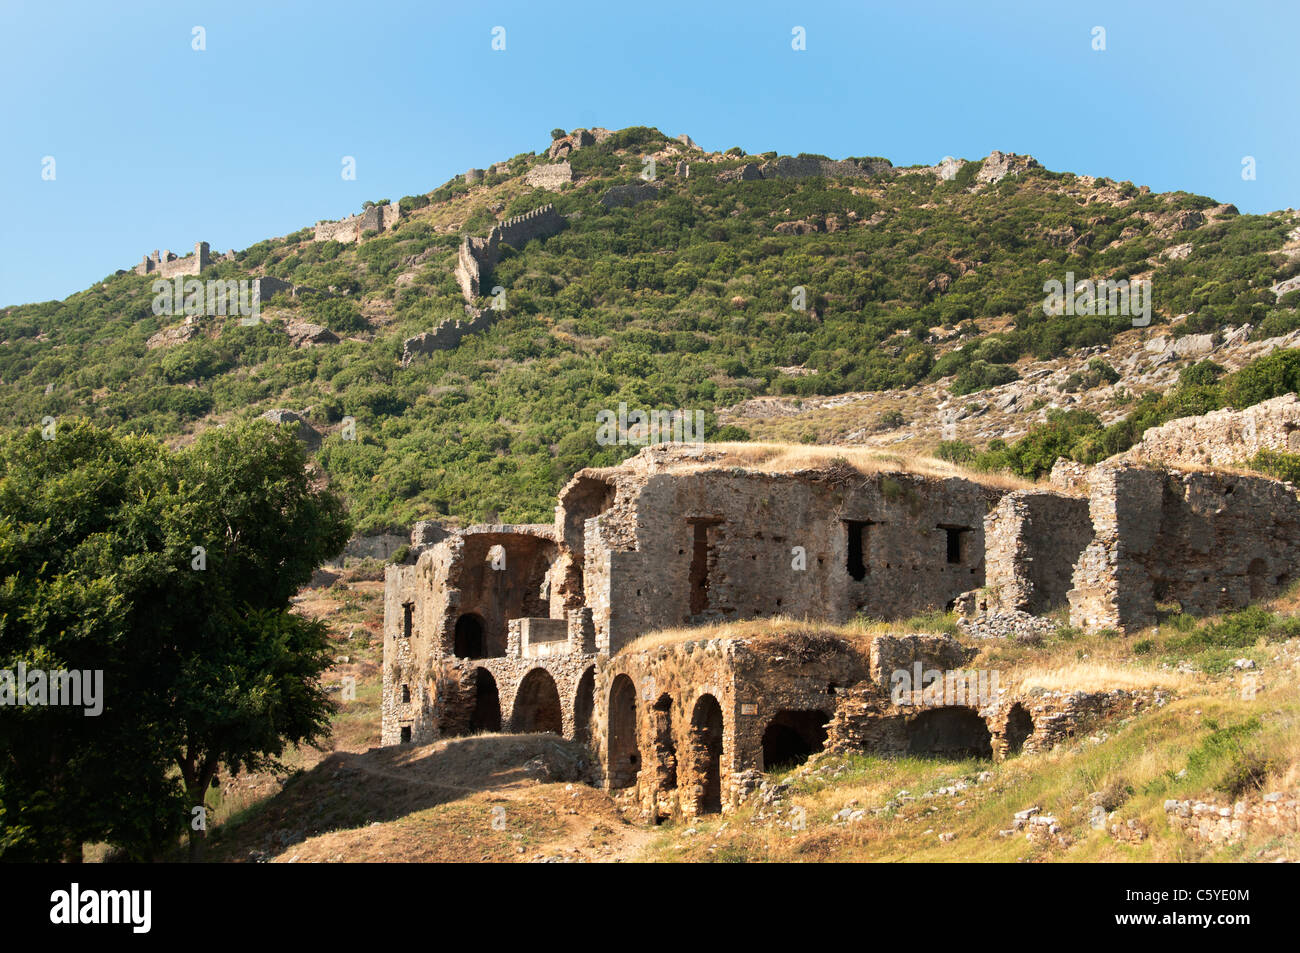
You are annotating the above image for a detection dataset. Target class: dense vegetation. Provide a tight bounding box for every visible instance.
[0,420,349,860]
[2,126,1296,528]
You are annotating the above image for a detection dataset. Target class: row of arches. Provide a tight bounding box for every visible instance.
[608,677,726,814]
[461,665,596,740]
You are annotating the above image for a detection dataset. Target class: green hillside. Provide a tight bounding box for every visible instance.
[3,126,1297,531]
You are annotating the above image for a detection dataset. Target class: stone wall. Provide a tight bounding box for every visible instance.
[401,309,500,365]
[313,203,401,243]
[592,634,868,818]
[1068,465,1300,632]
[982,490,1092,614]
[453,204,567,306]
[569,459,1005,654]
[134,241,210,277]
[1122,393,1300,469]
[524,162,574,190]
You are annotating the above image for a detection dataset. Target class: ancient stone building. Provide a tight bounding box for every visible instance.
[381,429,1300,818]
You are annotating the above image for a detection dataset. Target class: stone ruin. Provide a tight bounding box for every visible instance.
[380,400,1300,819]
[313,203,402,243]
[134,241,211,278]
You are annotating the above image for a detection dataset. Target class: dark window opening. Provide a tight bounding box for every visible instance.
[470,667,501,733]
[399,726,411,744]
[454,613,485,659]
[761,710,829,771]
[400,684,410,704]
[1005,703,1034,755]
[939,525,971,565]
[652,694,678,816]
[402,602,413,639]
[844,520,874,581]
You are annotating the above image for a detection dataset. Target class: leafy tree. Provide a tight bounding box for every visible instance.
[0,419,350,861]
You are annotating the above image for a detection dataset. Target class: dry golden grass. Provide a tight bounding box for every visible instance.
[648,441,1038,490]
[1015,662,1195,694]
[615,615,878,657]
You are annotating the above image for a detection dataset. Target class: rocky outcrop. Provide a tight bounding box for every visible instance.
[976,150,1040,184]
[1121,393,1300,469]
[1165,792,1300,844]
[599,181,660,209]
[259,408,321,449]
[284,320,339,347]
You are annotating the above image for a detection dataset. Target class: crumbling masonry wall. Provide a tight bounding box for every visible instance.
[983,490,1093,614]
[571,461,1005,654]
[134,241,210,277]
[454,204,567,305]
[314,203,401,243]
[1068,465,1300,632]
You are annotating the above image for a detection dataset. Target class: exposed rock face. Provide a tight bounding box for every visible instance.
[284,320,339,346]
[599,181,660,209]
[934,156,966,181]
[976,150,1040,184]
[146,322,202,349]
[1121,393,1300,468]
[259,408,321,449]
[773,219,824,235]
[524,162,574,190]
[717,162,763,183]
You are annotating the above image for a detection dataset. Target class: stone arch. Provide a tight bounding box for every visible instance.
[761,709,829,771]
[454,612,486,659]
[512,668,562,734]
[905,707,993,759]
[689,694,724,814]
[607,674,640,788]
[1004,702,1034,755]
[573,666,595,744]
[470,667,501,733]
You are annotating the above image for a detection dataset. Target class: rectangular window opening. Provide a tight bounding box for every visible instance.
[844,520,875,581]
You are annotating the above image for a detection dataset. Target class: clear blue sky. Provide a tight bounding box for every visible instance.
[2,0,1296,306]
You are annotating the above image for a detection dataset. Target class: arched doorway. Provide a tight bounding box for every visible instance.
[573,667,595,745]
[1004,703,1034,755]
[905,707,993,759]
[454,613,485,659]
[607,674,639,788]
[470,667,501,733]
[690,694,724,814]
[761,709,829,771]
[512,668,562,734]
